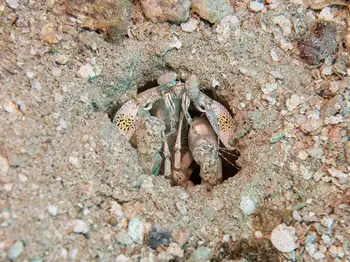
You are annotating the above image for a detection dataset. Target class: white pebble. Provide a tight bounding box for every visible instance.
[212,78,220,88]
[329,245,338,257]
[6,0,19,9]
[298,150,308,160]
[51,67,62,77]
[337,246,345,257]
[181,18,198,32]
[317,7,334,21]
[68,156,80,168]
[0,155,9,175]
[73,219,90,234]
[306,243,316,256]
[167,243,184,258]
[26,71,36,79]
[47,205,58,216]
[271,223,296,252]
[70,248,78,260]
[261,83,278,95]
[313,252,325,260]
[272,15,292,36]
[31,81,42,89]
[128,218,145,244]
[249,1,264,12]
[240,195,256,215]
[254,231,263,238]
[7,241,24,260]
[270,48,280,62]
[293,210,302,222]
[286,94,301,111]
[115,254,133,262]
[59,118,67,129]
[3,100,16,113]
[78,63,95,78]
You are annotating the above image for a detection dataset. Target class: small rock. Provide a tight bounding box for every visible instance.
[307,147,323,159]
[329,245,338,257]
[300,119,322,133]
[140,0,190,23]
[192,0,233,24]
[148,224,171,249]
[286,94,301,111]
[314,171,325,182]
[73,219,90,234]
[69,248,78,260]
[306,243,316,256]
[313,252,325,260]
[300,164,313,180]
[157,72,177,86]
[0,155,9,175]
[254,231,263,238]
[322,95,345,118]
[175,202,188,215]
[59,118,68,129]
[298,150,308,160]
[5,0,19,9]
[248,1,264,12]
[270,70,284,80]
[3,100,16,113]
[55,55,69,65]
[321,234,330,244]
[78,63,95,79]
[47,205,58,216]
[293,210,302,222]
[51,67,62,77]
[212,78,220,88]
[41,22,60,44]
[181,18,198,32]
[337,246,345,258]
[270,224,297,253]
[270,48,280,62]
[215,15,240,42]
[279,38,293,51]
[190,247,213,261]
[31,81,42,90]
[116,230,133,246]
[321,66,333,75]
[128,218,145,244]
[167,242,184,258]
[317,7,334,21]
[318,245,327,254]
[261,83,278,95]
[272,15,292,36]
[240,195,256,215]
[158,251,174,261]
[7,241,24,260]
[115,255,133,262]
[68,156,80,168]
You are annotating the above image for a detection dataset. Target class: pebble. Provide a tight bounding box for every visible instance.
[189,246,213,261]
[73,219,90,234]
[272,15,292,36]
[313,252,325,260]
[181,18,198,32]
[300,164,313,180]
[270,48,280,62]
[175,201,188,215]
[59,118,68,129]
[270,224,297,252]
[286,94,301,111]
[31,81,42,90]
[298,150,308,160]
[279,38,293,51]
[148,224,171,249]
[3,100,16,113]
[329,245,338,257]
[70,248,78,260]
[337,246,345,258]
[254,231,263,238]
[240,195,256,215]
[128,218,145,244]
[167,242,184,258]
[248,1,265,12]
[300,119,322,133]
[306,147,323,159]
[313,171,325,182]
[321,234,331,244]
[47,205,58,216]
[55,54,69,65]
[140,0,190,23]
[157,72,177,86]
[192,0,233,24]
[51,67,62,77]
[68,156,80,168]
[116,230,133,246]
[7,241,24,260]
[78,63,95,78]
[317,7,334,21]
[41,23,60,44]
[215,15,240,42]
[261,83,278,95]
[5,0,19,9]
[293,210,302,222]
[158,251,174,261]
[321,66,333,75]
[0,155,9,175]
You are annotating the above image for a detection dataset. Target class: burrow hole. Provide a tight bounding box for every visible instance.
[108,79,241,185]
